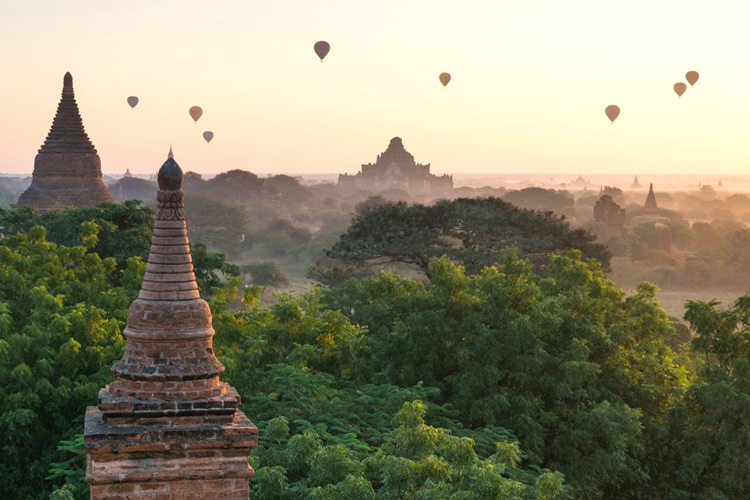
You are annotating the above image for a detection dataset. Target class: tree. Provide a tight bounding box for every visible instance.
[503,187,575,219]
[243,262,291,288]
[0,201,153,273]
[323,251,687,497]
[660,297,750,498]
[193,169,267,203]
[0,224,129,499]
[318,197,610,283]
[0,203,239,295]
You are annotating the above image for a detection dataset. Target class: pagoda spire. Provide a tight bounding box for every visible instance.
[38,72,97,154]
[18,72,112,210]
[85,150,256,498]
[644,183,658,213]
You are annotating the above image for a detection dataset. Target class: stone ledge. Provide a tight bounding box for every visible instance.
[85,406,257,456]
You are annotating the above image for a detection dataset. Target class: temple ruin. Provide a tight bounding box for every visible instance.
[84,150,256,498]
[17,72,113,210]
[594,194,626,228]
[338,137,453,195]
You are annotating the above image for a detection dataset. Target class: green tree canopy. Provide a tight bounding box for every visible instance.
[316,197,610,283]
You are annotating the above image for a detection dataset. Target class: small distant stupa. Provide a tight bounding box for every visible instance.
[632,183,669,225]
[17,72,112,210]
[644,183,658,214]
[631,176,641,188]
[718,179,723,188]
[123,168,132,178]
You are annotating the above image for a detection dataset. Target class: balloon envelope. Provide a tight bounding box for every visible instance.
[189,106,203,123]
[203,131,214,144]
[314,41,330,61]
[605,105,620,123]
[127,96,139,108]
[686,71,699,86]
[439,72,451,87]
[674,82,687,97]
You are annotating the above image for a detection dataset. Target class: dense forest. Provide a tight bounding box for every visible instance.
[2,197,750,499]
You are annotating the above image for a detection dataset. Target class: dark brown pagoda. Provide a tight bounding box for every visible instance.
[18,72,113,210]
[84,150,257,499]
[644,183,658,214]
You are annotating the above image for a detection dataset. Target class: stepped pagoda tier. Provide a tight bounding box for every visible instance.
[18,72,112,210]
[84,150,256,499]
[338,137,453,195]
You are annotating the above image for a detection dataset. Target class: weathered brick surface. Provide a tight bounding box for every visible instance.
[85,153,256,499]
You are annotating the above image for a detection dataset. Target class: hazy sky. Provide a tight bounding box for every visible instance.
[0,0,748,176]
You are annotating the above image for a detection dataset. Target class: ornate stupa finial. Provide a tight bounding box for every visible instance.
[63,72,73,93]
[157,147,183,191]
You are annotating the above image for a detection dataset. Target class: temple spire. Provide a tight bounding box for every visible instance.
[17,72,112,210]
[38,71,96,154]
[644,183,658,213]
[86,153,256,497]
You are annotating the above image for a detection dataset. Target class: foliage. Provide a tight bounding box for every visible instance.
[185,195,250,256]
[190,242,240,295]
[318,197,610,283]
[0,201,153,274]
[249,402,563,499]
[324,251,688,497]
[658,298,750,498]
[243,261,291,287]
[0,203,238,295]
[0,224,128,499]
[503,187,575,219]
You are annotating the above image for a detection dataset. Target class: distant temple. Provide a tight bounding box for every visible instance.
[123,168,132,178]
[632,183,669,225]
[18,72,112,210]
[568,175,588,188]
[594,195,626,229]
[338,137,453,195]
[631,176,641,188]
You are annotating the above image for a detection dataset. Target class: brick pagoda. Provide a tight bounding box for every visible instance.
[84,150,257,499]
[18,72,113,210]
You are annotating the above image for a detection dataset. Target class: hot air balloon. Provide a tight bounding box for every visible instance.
[686,71,699,86]
[189,106,203,123]
[439,73,451,87]
[203,131,214,144]
[314,41,330,61]
[605,105,620,124]
[127,96,139,109]
[674,82,687,98]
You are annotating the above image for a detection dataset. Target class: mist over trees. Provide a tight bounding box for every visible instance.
[4,172,750,498]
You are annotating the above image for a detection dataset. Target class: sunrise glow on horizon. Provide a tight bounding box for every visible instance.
[0,0,748,177]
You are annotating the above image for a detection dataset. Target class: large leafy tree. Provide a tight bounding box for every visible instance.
[658,298,750,499]
[324,251,687,497]
[315,197,610,283]
[0,224,130,499]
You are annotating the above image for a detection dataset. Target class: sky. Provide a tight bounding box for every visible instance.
[0,0,748,177]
